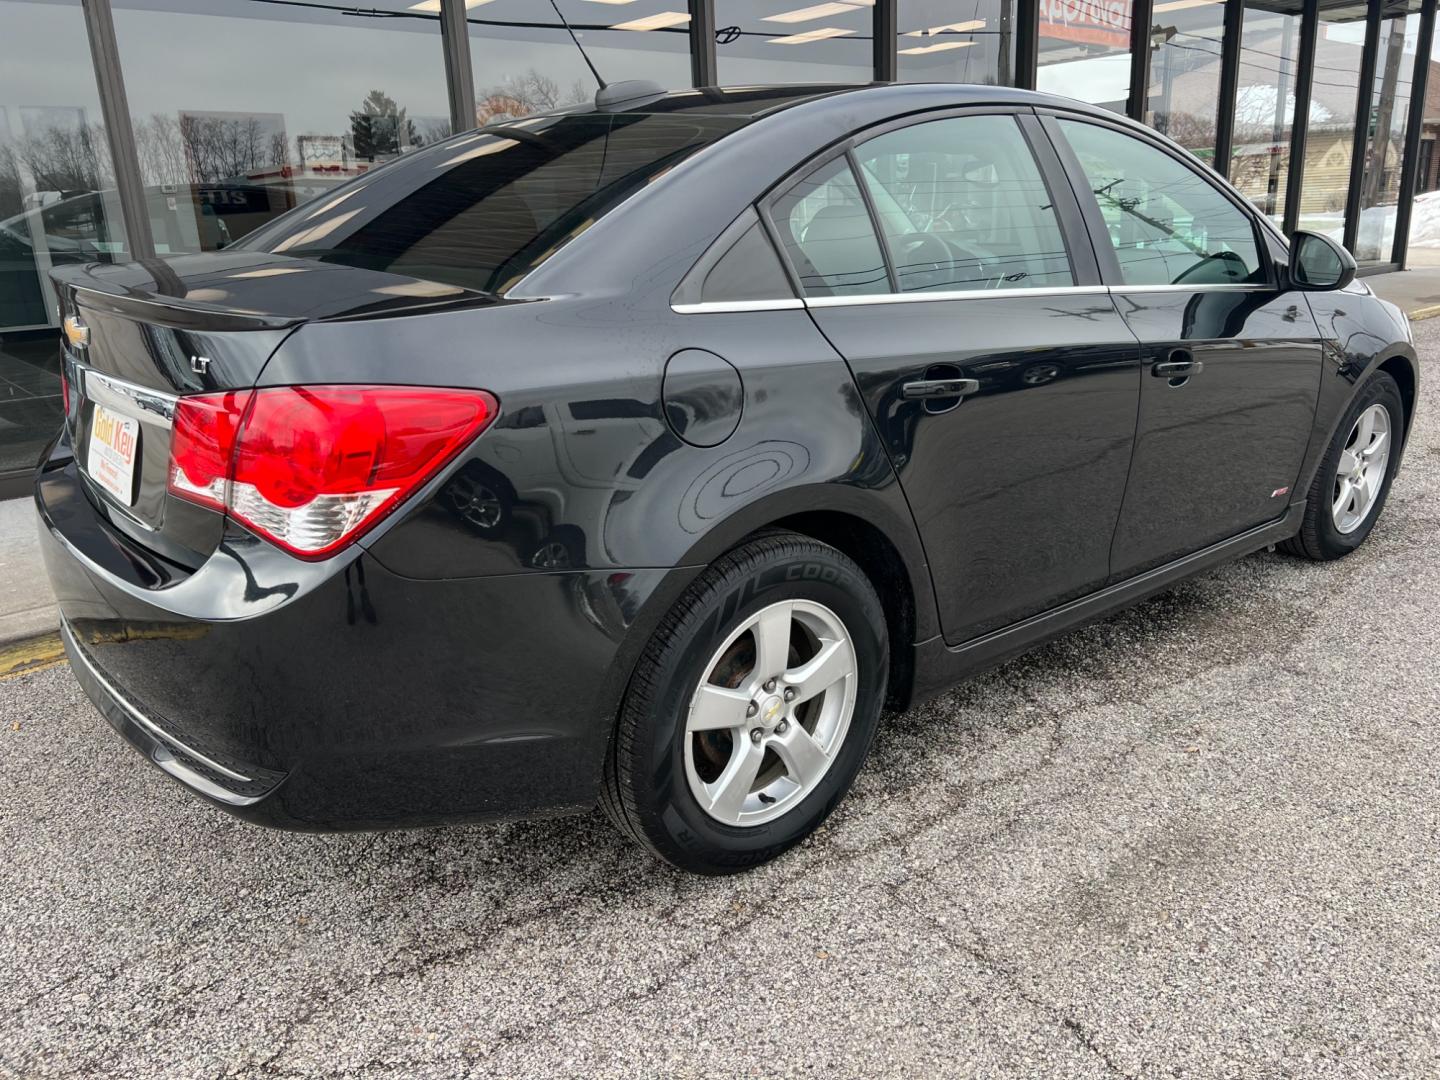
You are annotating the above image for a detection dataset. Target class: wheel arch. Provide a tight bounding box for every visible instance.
[1297,342,1419,504]
[1377,351,1418,442]
[765,509,921,711]
[664,485,938,712]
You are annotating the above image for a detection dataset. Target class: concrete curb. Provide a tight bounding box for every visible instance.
[0,607,60,652]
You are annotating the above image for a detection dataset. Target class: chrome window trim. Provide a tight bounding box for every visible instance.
[669,282,1275,314]
[672,298,805,314]
[806,285,1110,307]
[1109,283,1273,293]
[81,366,179,422]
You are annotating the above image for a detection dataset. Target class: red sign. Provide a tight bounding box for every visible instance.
[1040,0,1131,48]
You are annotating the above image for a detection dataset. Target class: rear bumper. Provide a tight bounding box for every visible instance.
[37,444,689,831]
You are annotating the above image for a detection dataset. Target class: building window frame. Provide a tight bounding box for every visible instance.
[1391,0,1437,268]
[65,0,1440,279]
[1341,0,1384,257]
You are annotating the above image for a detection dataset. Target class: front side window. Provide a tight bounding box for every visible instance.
[856,114,1074,293]
[770,157,889,297]
[1057,119,1266,287]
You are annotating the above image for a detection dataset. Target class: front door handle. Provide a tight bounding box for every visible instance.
[902,377,980,400]
[1152,351,1203,379]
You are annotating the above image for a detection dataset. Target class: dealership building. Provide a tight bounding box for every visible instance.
[2,0,1439,485]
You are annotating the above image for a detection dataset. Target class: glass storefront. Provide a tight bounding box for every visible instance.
[1,0,124,476]
[1036,0,1134,112]
[897,1,1020,86]
[1295,2,1368,237]
[1406,11,1440,269]
[1146,0,1227,164]
[716,0,876,84]
[111,0,450,259]
[4,0,1440,482]
[1228,1,1303,225]
[468,1,693,122]
[1353,3,1423,263]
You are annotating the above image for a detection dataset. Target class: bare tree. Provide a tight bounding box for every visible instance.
[133,113,187,187]
[0,144,26,219]
[476,70,588,124]
[13,122,111,194]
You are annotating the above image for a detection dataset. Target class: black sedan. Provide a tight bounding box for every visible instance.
[36,83,1417,874]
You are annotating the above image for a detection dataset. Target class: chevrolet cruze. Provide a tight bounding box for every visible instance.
[37,84,1417,873]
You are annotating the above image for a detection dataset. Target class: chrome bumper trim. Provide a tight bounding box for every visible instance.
[60,616,253,784]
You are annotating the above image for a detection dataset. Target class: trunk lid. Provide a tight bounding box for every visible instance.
[53,252,488,565]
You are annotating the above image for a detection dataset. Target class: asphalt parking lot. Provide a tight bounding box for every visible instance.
[4,323,1439,1080]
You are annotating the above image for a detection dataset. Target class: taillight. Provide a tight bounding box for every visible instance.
[167,385,497,558]
[170,390,252,509]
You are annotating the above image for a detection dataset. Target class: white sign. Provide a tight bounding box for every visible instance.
[87,403,140,505]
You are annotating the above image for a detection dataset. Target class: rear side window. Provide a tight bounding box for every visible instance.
[855,114,1074,293]
[701,218,795,304]
[236,113,746,295]
[770,157,890,297]
[1056,119,1265,287]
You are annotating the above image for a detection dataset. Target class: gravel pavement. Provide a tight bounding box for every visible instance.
[3,322,1439,1079]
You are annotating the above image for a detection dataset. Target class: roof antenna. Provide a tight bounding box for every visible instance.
[547,0,667,110]
[548,0,606,90]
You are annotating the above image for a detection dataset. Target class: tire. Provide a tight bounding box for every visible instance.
[1281,369,1405,561]
[600,531,888,874]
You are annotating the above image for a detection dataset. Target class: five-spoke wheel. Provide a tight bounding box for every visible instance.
[1283,369,1404,562]
[601,531,888,874]
[685,600,857,827]
[1332,403,1391,534]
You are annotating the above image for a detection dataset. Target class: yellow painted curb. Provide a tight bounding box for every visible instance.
[1409,304,1440,322]
[0,633,66,680]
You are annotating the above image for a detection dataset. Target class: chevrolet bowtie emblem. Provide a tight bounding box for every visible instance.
[62,315,89,350]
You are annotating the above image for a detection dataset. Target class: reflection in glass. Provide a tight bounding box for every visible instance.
[241,114,745,296]
[856,115,1074,291]
[1295,2,1368,237]
[468,1,692,124]
[771,156,889,296]
[1355,7,1423,264]
[1147,0,1226,164]
[112,0,450,257]
[1404,14,1440,268]
[1036,0,1134,112]
[1227,1,1303,224]
[1060,118,1264,286]
[896,1,1019,86]
[1,0,124,475]
[716,0,876,85]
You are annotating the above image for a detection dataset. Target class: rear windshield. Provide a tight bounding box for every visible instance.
[236,112,746,295]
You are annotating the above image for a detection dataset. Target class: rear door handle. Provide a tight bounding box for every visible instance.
[902,378,980,400]
[1152,354,1203,378]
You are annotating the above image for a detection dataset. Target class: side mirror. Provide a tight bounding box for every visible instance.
[1289,230,1356,291]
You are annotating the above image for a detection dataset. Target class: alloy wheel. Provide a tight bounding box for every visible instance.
[683,600,858,827]
[1332,403,1391,535]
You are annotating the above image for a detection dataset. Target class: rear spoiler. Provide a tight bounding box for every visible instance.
[54,262,301,333]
